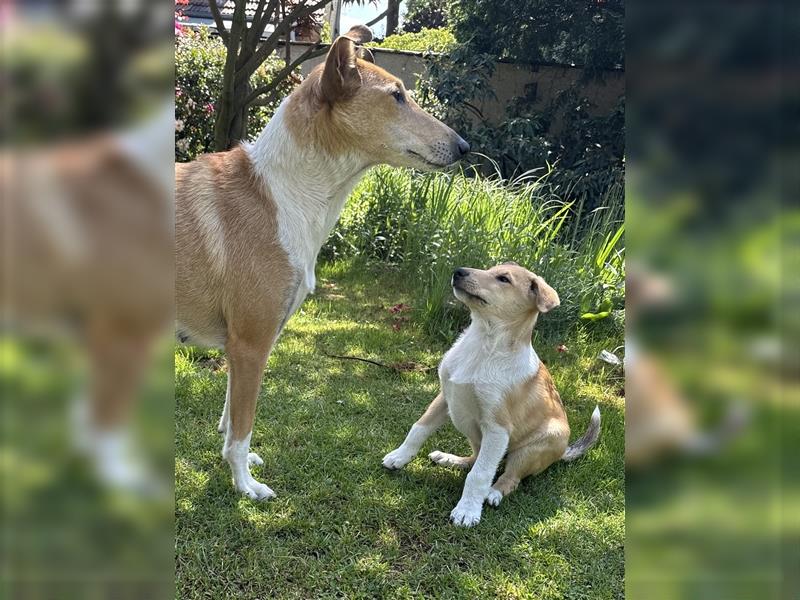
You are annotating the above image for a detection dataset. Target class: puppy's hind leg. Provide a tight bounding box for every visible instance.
[486,437,566,507]
[429,438,479,470]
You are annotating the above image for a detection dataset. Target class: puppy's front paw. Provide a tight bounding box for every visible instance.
[382,447,413,470]
[450,501,482,527]
[485,488,503,507]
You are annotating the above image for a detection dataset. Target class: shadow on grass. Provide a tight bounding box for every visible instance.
[175,260,625,599]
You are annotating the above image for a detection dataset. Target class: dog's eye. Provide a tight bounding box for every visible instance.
[392,89,405,103]
[496,275,511,284]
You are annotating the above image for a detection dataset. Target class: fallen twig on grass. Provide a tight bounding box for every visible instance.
[320,349,434,373]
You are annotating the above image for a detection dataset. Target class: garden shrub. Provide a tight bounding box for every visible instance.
[175,27,293,161]
[325,166,625,342]
[368,28,456,54]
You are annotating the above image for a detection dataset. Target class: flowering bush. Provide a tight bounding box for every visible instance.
[175,27,295,161]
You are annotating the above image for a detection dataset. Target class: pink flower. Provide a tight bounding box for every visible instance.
[175,21,185,36]
[204,102,215,113]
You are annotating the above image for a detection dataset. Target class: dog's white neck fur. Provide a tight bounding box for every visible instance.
[245,98,368,301]
[443,312,540,387]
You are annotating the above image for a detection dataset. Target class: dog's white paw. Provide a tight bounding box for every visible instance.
[485,488,503,507]
[247,452,264,466]
[450,501,482,527]
[236,477,276,501]
[382,448,413,470]
[428,450,469,469]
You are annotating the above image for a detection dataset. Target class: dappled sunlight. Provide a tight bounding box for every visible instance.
[175,259,624,597]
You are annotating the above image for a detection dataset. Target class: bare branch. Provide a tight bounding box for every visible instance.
[365,7,389,27]
[208,0,230,42]
[240,0,330,80]
[243,43,328,106]
[247,0,280,47]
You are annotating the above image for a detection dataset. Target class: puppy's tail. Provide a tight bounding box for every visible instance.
[561,405,601,462]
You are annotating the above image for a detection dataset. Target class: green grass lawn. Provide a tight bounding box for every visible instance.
[175,260,625,599]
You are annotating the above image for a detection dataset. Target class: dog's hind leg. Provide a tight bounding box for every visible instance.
[429,437,479,469]
[485,437,566,507]
[222,330,277,501]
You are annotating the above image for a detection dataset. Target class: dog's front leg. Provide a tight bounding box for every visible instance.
[450,425,509,527]
[383,393,448,469]
[222,335,275,501]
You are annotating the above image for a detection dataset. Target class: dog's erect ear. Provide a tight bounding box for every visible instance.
[358,46,375,63]
[320,25,373,104]
[530,275,560,313]
[343,24,373,44]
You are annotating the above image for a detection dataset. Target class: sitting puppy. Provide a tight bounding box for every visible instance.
[383,262,601,527]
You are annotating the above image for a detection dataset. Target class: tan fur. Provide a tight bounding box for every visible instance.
[2,137,172,430]
[491,364,571,496]
[285,58,457,164]
[177,26,468,498]
[176,147,295,440]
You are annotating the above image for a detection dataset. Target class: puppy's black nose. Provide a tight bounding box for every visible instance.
[456,137,470,156]
[453,268,469,280]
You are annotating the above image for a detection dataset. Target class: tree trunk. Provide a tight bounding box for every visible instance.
[386,0,400,36]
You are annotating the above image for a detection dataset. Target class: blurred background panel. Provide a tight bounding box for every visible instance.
[1,1,174,598]
[626,0,797,598]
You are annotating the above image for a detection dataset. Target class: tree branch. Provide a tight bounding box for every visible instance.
[240,0,330,80]
[365,7,389,27]
[247,0,280,47]
[208,0,230,43]
[243,42,328,105]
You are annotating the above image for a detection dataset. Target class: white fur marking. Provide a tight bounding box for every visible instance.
[222,431,275,500]
[192,188,227,275]
[450,427,509,527]
[245,100,368,317]
[382,423,434,469]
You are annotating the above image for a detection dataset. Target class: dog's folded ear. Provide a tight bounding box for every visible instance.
[321,25,373,104]
[530,275,560,313]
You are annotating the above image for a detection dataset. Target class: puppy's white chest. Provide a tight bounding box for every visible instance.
[444,382,482,433]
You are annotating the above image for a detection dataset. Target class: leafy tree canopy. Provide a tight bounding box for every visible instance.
[450,0,624,70]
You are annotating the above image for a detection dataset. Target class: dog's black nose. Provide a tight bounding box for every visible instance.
[453,268,469,280]
[456,137,470,156]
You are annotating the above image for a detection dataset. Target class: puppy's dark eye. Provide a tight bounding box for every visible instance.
[496,275,511,284]
[392,89,405,103]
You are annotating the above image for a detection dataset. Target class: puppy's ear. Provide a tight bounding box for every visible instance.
[530,275,560,313]
[320,35,362,103]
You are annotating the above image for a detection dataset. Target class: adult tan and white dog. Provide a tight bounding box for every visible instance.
[175,25,469,500]
[383,263,601,526]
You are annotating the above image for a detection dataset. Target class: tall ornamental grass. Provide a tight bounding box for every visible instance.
[324,166,624,341]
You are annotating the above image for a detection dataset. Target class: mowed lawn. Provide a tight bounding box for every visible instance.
[175,260,625,599]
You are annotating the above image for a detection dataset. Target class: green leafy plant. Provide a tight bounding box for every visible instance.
[368,28,456,54]
[175,27,293,161]
[325,166,625,341]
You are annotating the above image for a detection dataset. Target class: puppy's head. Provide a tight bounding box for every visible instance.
[451,262,560,322]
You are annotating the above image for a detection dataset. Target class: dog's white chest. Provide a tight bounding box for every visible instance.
[444,381,480,429]
[439,323,540,436]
